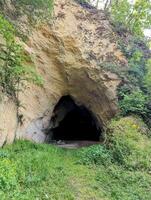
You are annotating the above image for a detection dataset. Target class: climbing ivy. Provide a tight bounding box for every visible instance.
[0,14,43,107]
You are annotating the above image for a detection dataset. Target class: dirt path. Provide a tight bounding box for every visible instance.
[56,140,101,149]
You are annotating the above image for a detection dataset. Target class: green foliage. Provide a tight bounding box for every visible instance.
[144,59,151,95]
[111,0,151,36]
[102,37,148,88]
[78,145,112,166]
[121,41,147,87]
[111,0,131,25]
[1,137,151,200]
[0,158,18,191]
[111,36,151,120]
[101,36,150,119]
[78,116,151,171]
[129,0,151,35]
[119,90,148,116]
[0,15,43,105]
[108,1,151,120]
[107,117,151,170]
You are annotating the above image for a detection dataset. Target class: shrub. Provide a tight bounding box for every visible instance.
[107,116,151,170]
[77,116,151,171]
[119,90,148,116]
[114,37,150,121]
[108,9,151,122]
[78,145,112,166]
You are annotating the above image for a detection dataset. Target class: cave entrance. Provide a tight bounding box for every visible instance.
[47,96,102,144]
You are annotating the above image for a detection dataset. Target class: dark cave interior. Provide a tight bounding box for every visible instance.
[48,96,102,142]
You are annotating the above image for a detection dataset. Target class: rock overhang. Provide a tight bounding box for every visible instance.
[0,0,126,146]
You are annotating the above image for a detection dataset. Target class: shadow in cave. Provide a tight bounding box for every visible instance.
[47,96,102,146]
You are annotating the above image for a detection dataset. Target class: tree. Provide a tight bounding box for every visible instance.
[83,0,151,37]
[110,0,151,36]
[119,90,148,116]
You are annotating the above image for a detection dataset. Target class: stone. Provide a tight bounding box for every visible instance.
[0,0,127,146]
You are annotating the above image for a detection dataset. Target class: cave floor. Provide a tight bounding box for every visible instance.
[56,140,102,149]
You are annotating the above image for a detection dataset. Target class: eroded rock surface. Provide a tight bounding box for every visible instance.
[0,0,126,146]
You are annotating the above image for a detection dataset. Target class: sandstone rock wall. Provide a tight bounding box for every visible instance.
[0,0,126,146]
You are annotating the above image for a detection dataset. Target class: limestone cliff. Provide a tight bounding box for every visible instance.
[0,0,127,146]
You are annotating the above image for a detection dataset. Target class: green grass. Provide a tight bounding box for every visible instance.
[0,116,151,200]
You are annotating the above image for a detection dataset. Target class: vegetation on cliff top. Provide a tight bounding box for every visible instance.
[0,0,54,30]
[15,0,54,22]
[76,1,151,124]
[92,0,151,125]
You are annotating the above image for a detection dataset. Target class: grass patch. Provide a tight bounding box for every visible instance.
[0,117,151,200]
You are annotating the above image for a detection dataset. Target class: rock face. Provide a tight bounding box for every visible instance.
[0,0,126,146]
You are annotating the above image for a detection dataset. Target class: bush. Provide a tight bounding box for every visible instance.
[119,90,148,116]
[107,116,151,170]
[78,145,112,166]
[113,36,150,121]
[77,116,151,171]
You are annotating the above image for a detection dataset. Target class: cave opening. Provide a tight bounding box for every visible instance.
[47,96,102,143]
